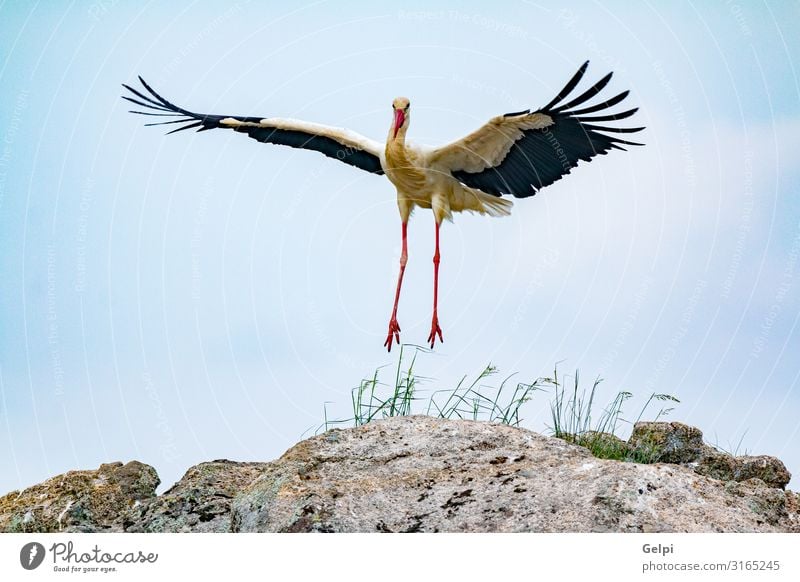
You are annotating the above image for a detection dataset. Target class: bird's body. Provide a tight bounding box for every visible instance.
[384,134,513,223]
[123,61,643,350]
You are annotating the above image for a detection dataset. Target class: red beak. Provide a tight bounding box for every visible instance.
[393,109,405,139]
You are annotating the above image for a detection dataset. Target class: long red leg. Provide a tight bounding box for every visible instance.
[427,221,443,348]
[384,221,408,351]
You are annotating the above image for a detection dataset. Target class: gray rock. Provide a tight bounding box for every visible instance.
[0,461,158,533]
[627,422,791,489]
[693,447,739,480]
[123,460,269,532]
[695,453,792,490]
[628,421,705,463]
[732,455,792,489]
[2,417,796,533]
[230,416,799,532]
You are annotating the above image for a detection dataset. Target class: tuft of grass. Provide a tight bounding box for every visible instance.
[426,364,543,426]
[317,345,428,433]
[710,429,751,457]
[318,345,543,432]
[547,364,680,461]
[350,344,427,426]
[316,348,683,466]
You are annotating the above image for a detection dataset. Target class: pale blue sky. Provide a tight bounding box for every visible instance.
[1,0,799,494]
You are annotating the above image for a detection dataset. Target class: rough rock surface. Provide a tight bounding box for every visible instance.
[1,417,796,533]
[123,461,269,532]
[630,422,791,489]
[230,416,797,533]
[628,421,706,463]
[0,461,158,532]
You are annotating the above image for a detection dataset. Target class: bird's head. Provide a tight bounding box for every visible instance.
[391,97,410,139]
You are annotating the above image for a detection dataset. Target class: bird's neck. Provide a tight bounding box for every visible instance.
[386,137,409,167]
[387,124,408,149]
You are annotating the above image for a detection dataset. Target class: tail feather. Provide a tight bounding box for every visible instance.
[453,184,513,217]
[478,191,514,217]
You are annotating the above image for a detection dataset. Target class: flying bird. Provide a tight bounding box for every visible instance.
[123,61,643,351]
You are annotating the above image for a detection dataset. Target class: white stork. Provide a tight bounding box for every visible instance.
[123,61,643,351]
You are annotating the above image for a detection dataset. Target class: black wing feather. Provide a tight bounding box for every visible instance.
[552,71,613,112]
[567,90,630,116]
[539,60,589,111]
[452,62,644,198]
[122,78,384,175]
[576,107,638,123]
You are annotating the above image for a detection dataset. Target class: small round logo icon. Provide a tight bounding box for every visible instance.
[20,542,46,570]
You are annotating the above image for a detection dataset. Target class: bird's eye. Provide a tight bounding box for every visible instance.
[404,105,409,111]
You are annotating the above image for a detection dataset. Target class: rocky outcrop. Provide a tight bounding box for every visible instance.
[0,417,796,533]
[230,416,796,532]
[629,422,792,489]
[0,461,158,532]
[123,461,269,532]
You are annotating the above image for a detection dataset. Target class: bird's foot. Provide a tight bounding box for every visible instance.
[427,314,443,349]
[384,318,401,352]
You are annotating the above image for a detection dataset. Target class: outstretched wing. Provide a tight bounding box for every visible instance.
[123,77,385,175]
[427,61,643,197]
